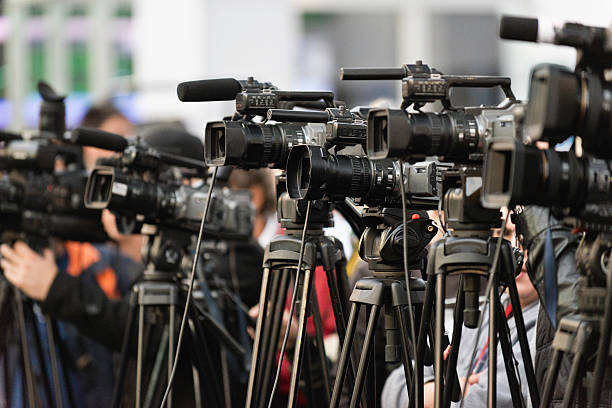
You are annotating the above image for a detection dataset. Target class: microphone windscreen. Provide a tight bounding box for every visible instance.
[500,16,539,42]
[70,127,128,152]
[176,78,241,102]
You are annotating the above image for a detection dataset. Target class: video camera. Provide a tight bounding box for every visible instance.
[72,127,254,239]
[482,17,612,230]
[341,61,521,163]
[177,76,345,169]
[0,82,107,245]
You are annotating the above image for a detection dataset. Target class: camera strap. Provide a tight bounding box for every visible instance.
[544,216,557,328]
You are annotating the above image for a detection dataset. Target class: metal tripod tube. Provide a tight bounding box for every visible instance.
[287,267,314,408]
[167,304,175,408]
[443,277,465,408]
[412,243,439,408]
[396,305,415,393]
[52,320,76,408]
[245,267,272,408]
[434,272,446,408]
[503,247,539,408]
[112,290,138,408]
[14,289,37,408]
[349,304,381,408]
[561,328,588,408]
[44,314,64,408]
[28,304,54,407]
[330,302,360,408]
[588,257,612,408]
[493,292,523,406]
[540,348,563,407]
[136,302,145,408]
[257,269,290,408]
[310,281,332,402]
[487,281,497,408]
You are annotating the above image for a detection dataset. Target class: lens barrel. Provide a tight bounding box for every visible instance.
[480,137,611,209]
[205,121,325,169]
[286,145,398,201]
[367,109,480,161]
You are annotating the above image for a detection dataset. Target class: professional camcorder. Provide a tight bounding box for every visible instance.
[0,82,107,244]
[177,76,353,169]
[71,127,254,239]
[483,17,612,230]
[341,61,522,162]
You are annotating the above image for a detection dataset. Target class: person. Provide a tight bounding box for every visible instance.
[381,216,540,408]
[0,103,144,407]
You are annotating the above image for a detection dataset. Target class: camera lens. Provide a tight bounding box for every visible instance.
[481,137,593,208]
[205,121,325,169]
[526,64,612,157]
[367,109,480,162]
[286,145,398,202]
[85,167,114,209]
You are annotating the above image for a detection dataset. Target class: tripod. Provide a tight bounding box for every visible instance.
[414,234,539,408]
[330,208,441,408]
[111,226,246,408]
[245,194,352,408]
[0,236,74,408]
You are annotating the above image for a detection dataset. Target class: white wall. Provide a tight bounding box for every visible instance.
[132,0,300,137]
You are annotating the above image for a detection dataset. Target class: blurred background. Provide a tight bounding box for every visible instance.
[1,0,611,135]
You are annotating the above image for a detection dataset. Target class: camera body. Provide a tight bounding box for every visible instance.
[84,137,254,239]
[0,82,106,243]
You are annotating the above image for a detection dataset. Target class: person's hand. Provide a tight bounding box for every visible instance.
[1,241,58,301]
[248,304,300,350]
[460,372,483,396]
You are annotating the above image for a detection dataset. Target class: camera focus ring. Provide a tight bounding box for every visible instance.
[348,157,371,197]
[261,126,274,164]
[428,114,442,154]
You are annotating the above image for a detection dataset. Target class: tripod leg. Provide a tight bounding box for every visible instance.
[112,290,138,408]
[487,281,497,408]
[310,281,332,402]
[540,348,563,408]
[494,295,524,407]
[258,269,290,408]
[44,314,64,408]
[434,273,446,408]
[349,304,381,408]
[245,267,273,408]
[504,248,539,408]
[411,249,438,408]
[396,305,414,397]
[288,267,314,408]
[27,305,54,407]
[589,258,612,408]
[52,320,76,408]
[330,302,360,408]
[136,302,146,408]
[167,304,175,408]
[561,325,590,408]
[443,277,465,407]
[13,290,37,408]
[143,327,169,408]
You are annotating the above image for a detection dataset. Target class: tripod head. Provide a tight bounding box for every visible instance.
[140,225,193,280]
[359,207,437,277]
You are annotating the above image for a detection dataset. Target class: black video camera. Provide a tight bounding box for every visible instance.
[341,61,522,163]
[0,82,107,245]
[71,127,254,239]
[500,16,612,157]
[177,76,339,169]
